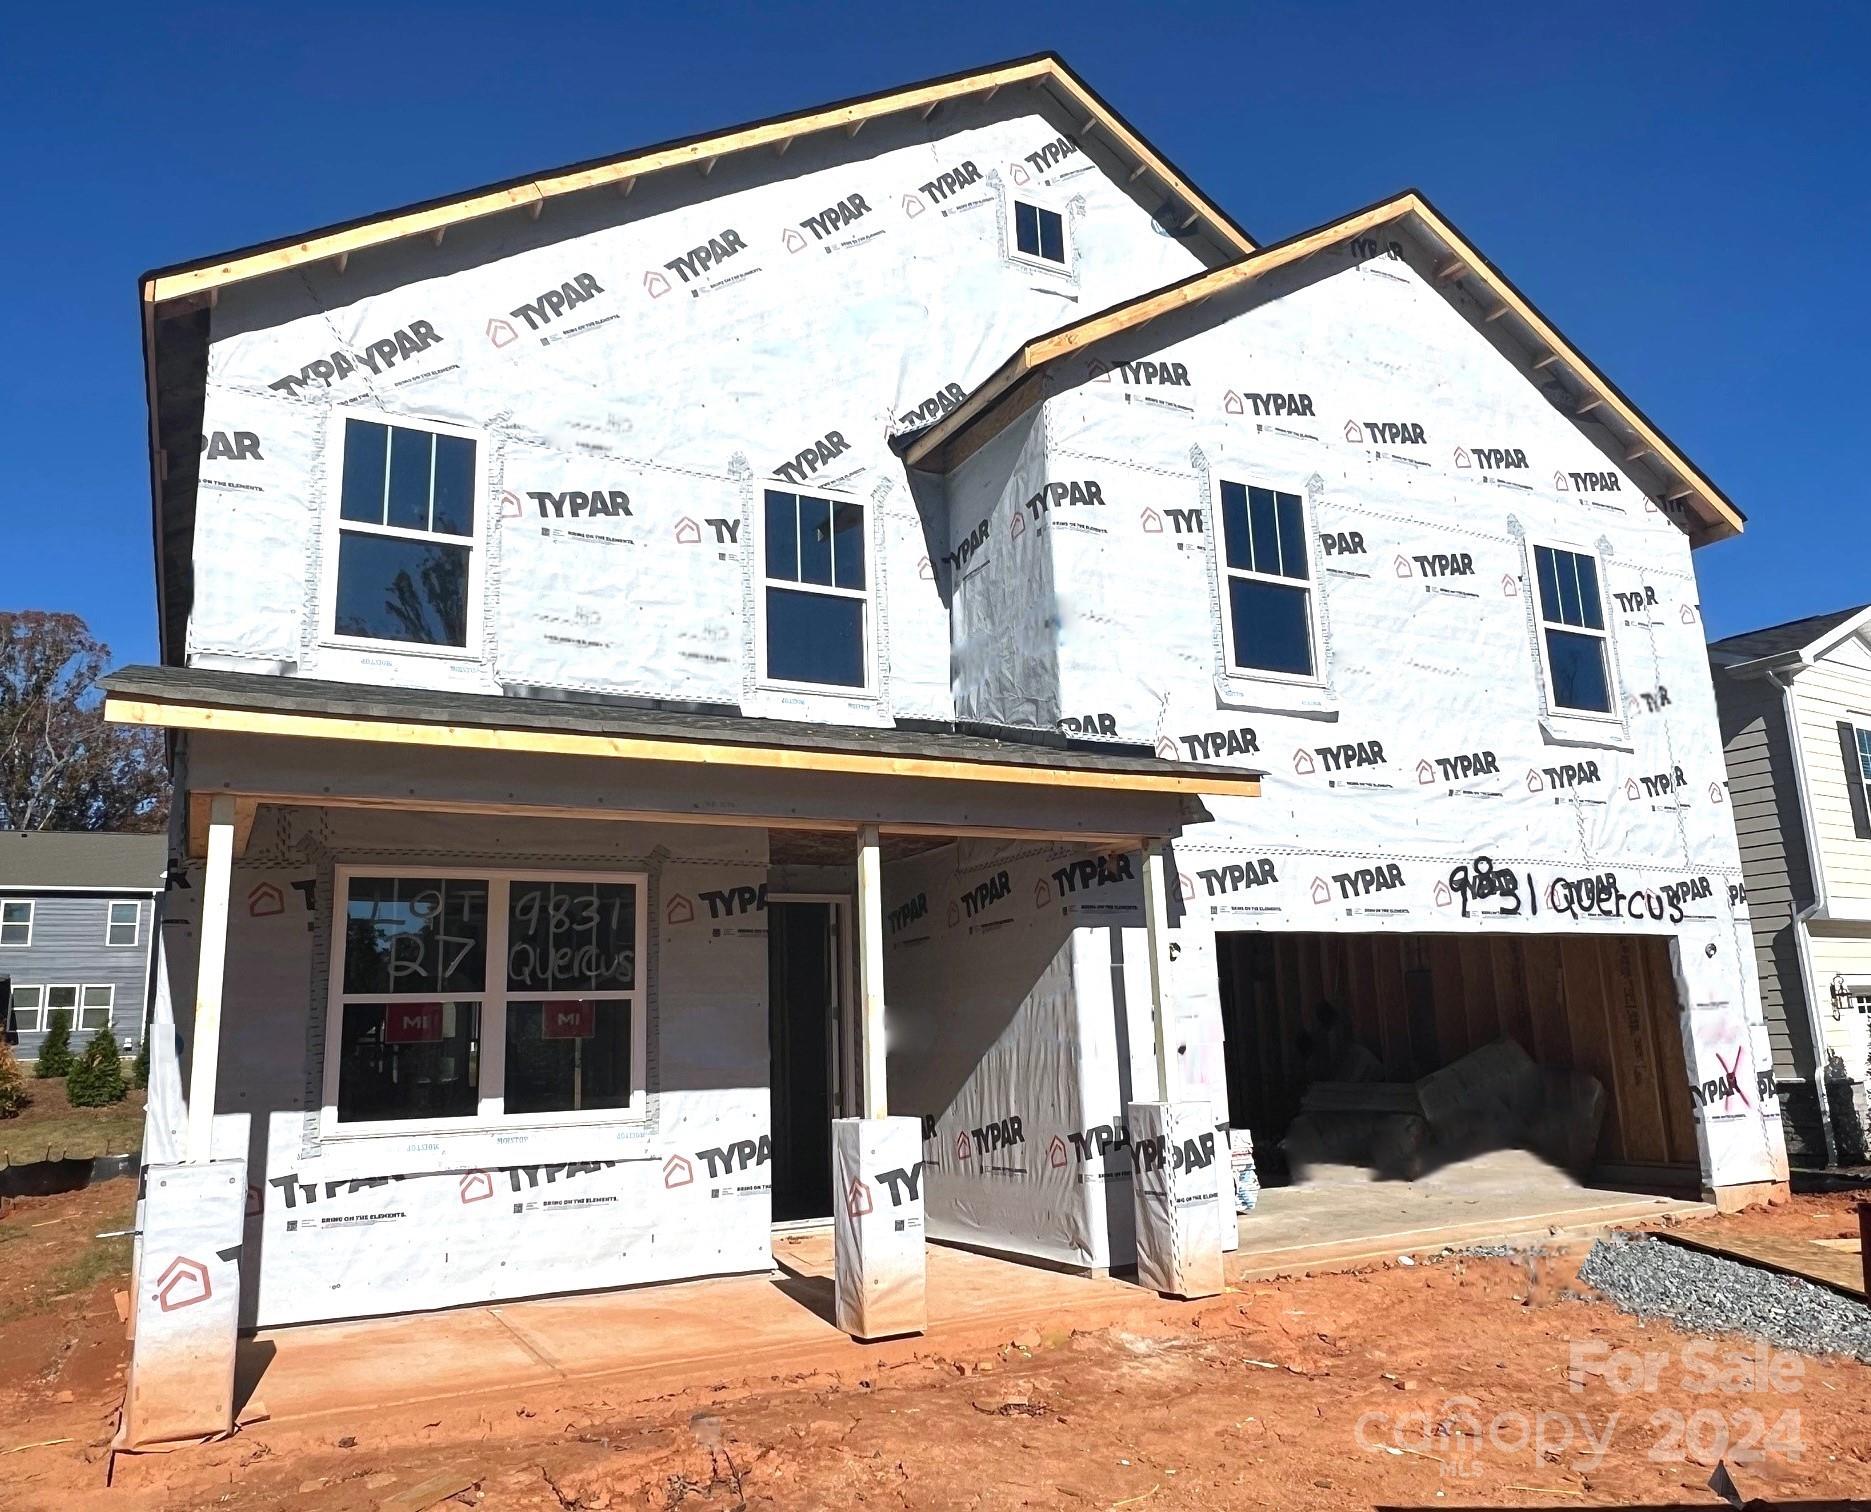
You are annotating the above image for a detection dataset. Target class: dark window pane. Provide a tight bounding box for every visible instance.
[1554,550,1583,626]
[1535,545,1562,623]
[765,491,798,581]
[1574,554,1604,630]
[507,880,637,993]
[1038,207,1064,263]
[340,419,388,524]
[1219,481,1251,572]
[1228,577,1313,677]
[343,876,488,995]
[1274,491,1308,581]
[1546,629,1612,713]
[797,494,833,585]
[1858,728,1871,781]
[767,586,864,687]
[1248,487,1279,575]
[336,1002,479,1123]
[431,434,476,537]
[504,1000,633,1115]
[1015,201,1039,257]
[387,426,434,530]
[335,531,470,646]
[831,501,866,590]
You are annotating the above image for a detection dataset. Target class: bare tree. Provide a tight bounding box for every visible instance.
[0,612,169,832]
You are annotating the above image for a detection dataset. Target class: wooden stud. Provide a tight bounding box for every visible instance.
[618,176,636,197]
[1575,395,1605,416]
[1127,163,1147,182]
[1624,444,1654,463]
[527,201,543,221]
[698,156,718,177]
[772,136,793,157]
[1080,115,1096,135]
[977,84,999,104]
[920,100,940,120]
[333,250,350,273]
[1434,260,1469,283]
[845,120,864,138]
[106,696,1263,802]
[157,449,168,483]
[1484,304,1510,322]
[429,226,446,248]
[1179,210,1198,230]
[1533,352,1561,370]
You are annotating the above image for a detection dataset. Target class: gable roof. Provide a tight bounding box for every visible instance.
[138,53,1254,308]
[1709,604,1871,666]
[0,831,167,893]
[903,190,1745,546]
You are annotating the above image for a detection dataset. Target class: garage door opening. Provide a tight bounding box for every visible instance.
[1216,930,1706,1261]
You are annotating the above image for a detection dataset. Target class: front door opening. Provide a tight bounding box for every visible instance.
[769,899,847,1223]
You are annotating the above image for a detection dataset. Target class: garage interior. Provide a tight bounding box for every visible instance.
[1216,929,1710,1264]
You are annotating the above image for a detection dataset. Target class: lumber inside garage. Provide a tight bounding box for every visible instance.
[1216,930,1701,1172]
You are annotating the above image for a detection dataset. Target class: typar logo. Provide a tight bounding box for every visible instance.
[1322,863,1407,901]
[506,273,606,334]
[1023,479,1107,519]
[1304,740,1386,774]
[1356,420,1427,446]
[1093,359,1191,388]
[1173,725,1260,761]
[458,1170,494,1204]
[1418,750,1500,785]
[773,430,851,486]
[887,893,928,935]
[1397,551,1475,580]
[911,160,982,208]
[665,893,696,926]
[247,883,285,918]
[1195,859,1278,896]
[1056,712,1119,737]
[941,518,990,575]
[1459,446,1528,470]
[1321,530,1367,560]
[1565,470,1621,493]
[269,321,443,396]
[1047,851,1136,898]
[845,1177,873,1218]
[1530,760,1602,793]
[956,870,1012,920]
[899,381,967,432]
[663,230,747,286]
[521,488,633,521]
[1224,390,1315,418]
[154,1256,212,1312]
[662,1154,694,1189]
[1022,135,1080,177]
[798,193,872,244]
[201,431,261,461]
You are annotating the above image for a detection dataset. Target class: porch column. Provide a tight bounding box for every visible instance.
[123,792,246,1447]
[188,793,236,1161]
[1129,837,1225,1299]
[833,821,925,1339]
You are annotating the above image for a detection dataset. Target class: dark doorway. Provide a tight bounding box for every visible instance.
[768,900,844,1223]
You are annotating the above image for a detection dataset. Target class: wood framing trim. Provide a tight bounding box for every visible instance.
[110,696,1262,801]
[141,56,1253,307]
[905,191,1744,542]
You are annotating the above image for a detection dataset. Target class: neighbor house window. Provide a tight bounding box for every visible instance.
[326,868,647,1130]
[43,985,78,1032]
[0,900,31,947]
[763,489,869,689]
[1533,544,1613,714]
[79,985,113,1031]
[1013,200,1066,265]
[1216,480,1316,679]
[7,985,42,1034]
[333,416,477,648]
[106,900,139,948]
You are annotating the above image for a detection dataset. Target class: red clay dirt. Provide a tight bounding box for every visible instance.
[3,1186,1869,1510]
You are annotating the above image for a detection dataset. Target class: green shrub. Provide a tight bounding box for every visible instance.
[35,1016,72,1079]
[66,1030,127,1107]
[132,1034,150,1090]
[0,1040,27,1118]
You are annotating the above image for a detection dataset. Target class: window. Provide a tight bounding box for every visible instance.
[763,489,869,689]
[1013,200,1066,265]
[44,985,78,1032]
[326,868,647,1131]
[333,416,477,648]
[0,900,31,947]
[1533,545,1613,715]
[1216,481,1316,679]
[106,900,139,948]
[7,985,42,1035]
[80,985,114,1031]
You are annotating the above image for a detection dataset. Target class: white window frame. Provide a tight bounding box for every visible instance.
[756,484,877,697]
[42,984,79,1033]
[1005,191,1073,275]
[318,407,487,661]
[1211,475,1326,689]
[79,984,114,1031]
[106,899,140,948]
[8,984,43,1034]
[0,899,33,947]
[1529,539,1621,724]
[1851,726,1871,825]
[320,865,651,1140]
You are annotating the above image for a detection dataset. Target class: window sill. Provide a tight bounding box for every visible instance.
[1212,670,1340,722]
[1538,712,1633,752]
[317,637,483,665]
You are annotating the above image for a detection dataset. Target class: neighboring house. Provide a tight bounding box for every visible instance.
[1711,606,1871,1166]
[0,831,166,1062]
[110,53,1787,1442]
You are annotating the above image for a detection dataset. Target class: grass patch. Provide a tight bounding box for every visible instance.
[0,1077,144,1164]
[47,1204,135,1298]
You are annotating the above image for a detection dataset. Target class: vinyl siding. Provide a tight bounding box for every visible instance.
[1714,662,1813,1080]
[0,891,155,1059]
[1791,632,1871,906]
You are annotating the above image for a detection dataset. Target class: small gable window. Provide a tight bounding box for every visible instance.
[763,489,870,690]
[1533,544,1614,715]
[1013,201,1067,266]
[1216,481,1316,680]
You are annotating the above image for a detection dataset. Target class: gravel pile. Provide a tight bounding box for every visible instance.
[1578,1235,1871,1362]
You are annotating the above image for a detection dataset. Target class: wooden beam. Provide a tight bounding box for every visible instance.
[1484,304,1509,322]
[1533,352,1562,370]
[108,696,1263,801]
[856,822,888,1118]
[1575,395,1606,416]
[188,795,236,1163]
[1434,260,1469,283]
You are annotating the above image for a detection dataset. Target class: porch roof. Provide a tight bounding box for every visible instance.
[103,664,1262,806]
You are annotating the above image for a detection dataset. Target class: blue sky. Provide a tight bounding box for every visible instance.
[2,2,1864,663]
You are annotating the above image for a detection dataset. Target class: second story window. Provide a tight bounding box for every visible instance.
[107,900,139,948]
[1013,200,1067,266]
[1533,544,1613,714]
[0,900,31,947]
[1217,481,1316,680]
[763,490,869,689]
[333,416,477,649]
